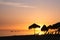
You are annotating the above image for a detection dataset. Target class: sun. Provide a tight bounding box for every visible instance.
[39,31,45,35]
[35,28,45,35]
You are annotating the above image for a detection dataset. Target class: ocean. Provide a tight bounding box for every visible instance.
[0,30,35,37]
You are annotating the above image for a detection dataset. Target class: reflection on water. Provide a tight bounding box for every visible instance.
[0,30,34,36]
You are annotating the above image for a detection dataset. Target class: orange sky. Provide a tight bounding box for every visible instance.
[0,0,60,30]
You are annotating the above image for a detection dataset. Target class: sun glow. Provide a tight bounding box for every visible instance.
[35,28,45,35]
[39,31,45,35]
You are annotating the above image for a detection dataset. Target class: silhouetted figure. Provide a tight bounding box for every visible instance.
[28,23,40,35]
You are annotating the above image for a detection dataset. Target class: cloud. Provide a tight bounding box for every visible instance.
[0,2,35,8]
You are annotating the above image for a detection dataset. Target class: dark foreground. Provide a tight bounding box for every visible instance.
[0,34,60,40]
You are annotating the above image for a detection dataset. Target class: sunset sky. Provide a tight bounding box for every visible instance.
[0,0,60,30]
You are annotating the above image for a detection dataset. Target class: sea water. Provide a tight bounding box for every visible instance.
[0,30,34,37]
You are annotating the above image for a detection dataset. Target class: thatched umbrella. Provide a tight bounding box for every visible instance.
[28,23,40,35]
[52,22,60,29]
[41,25,48,34]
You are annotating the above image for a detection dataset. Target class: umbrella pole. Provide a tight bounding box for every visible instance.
[34,28,35,35]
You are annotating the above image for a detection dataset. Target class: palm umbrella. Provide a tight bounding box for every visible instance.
[41,25,47,31]
[52,22,60,29]
[41,25,48,34]
[28,23,40,35]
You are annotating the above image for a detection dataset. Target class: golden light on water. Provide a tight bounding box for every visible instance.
[39,31,45,35]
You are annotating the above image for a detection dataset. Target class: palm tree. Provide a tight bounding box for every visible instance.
[28,23,40,35]
[41,25,48,34]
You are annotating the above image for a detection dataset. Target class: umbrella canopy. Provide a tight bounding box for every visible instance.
[29,23,40,29]
[41,25,48,31]
[47,25,53,29]
[52,22,60,29]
